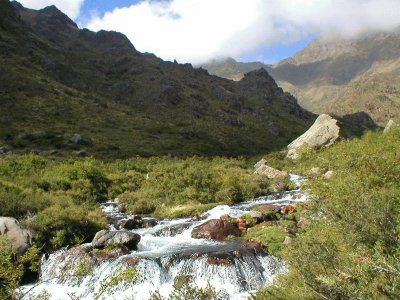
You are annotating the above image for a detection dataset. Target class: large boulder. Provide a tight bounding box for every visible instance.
[191,219,241,240]
[91,230,141,250]
[287,114,340,159]
[254,164,288,179]
[0,217,32,257]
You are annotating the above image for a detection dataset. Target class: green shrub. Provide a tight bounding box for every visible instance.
[0,237,41,300]
[255,127,400,299]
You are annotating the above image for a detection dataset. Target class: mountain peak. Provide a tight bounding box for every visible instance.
[13,0,78,33]
[242,68,275,82]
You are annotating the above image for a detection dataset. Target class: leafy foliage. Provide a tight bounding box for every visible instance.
[0,237,41,300]
[256,126,400,299]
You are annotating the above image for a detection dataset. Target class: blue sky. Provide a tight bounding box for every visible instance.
[18,0,400,65]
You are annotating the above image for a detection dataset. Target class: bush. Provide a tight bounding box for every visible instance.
[255,127,400,299]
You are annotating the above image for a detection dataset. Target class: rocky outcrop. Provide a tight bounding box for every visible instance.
[191,219,241,240]
[287,114,340,159]
[0,217,32,257]
[91,230,141,250]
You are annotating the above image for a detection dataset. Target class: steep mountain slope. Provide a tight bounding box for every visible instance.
[202,32,400,126]
[0,0,314,158]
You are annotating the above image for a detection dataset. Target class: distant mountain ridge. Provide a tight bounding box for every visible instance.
[202,31,400,126]
[0,0,315,157]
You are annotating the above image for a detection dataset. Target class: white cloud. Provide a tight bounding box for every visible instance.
[85,0,400,64]
[18,0,84,20]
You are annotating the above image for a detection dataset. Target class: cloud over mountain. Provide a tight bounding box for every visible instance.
[85,0,400,64]
[17,0,400,64]
[18,0,84,19]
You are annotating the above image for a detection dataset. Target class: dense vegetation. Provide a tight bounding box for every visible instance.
[0,0,314,159]
[254,126,400,299]
[0,155,276,251]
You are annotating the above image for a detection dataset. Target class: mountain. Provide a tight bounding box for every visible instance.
[202,32,400,126]
[0,0,314,158]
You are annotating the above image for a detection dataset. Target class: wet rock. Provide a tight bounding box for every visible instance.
[254,164,288,179]
[120,216,143,230]
[92,230,141,250]
[206,256,233,265]
[287,114,340,159]
[142,218,159,228]
[191,219,241,240]
[190,215,203,222]
[0,217,32,257]
[384,119,395,133]
[281,205,296,214]
[176,240,266,260]
[323,170,334,180]
[153,222,193,237]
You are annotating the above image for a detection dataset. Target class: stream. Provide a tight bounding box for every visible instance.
[22,174,307,300]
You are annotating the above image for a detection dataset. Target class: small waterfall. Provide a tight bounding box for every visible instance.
[21,174,306,299]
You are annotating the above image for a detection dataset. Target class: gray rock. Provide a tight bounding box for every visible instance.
[68,134,93,147]
[323,170,334,180]
[384,119,395,133]
[253,158,267,170]
[283,236,294,245]
[254,164,288,179]
[0,217,32,257]
[310,167,321,177]
[287,114,340,159]
[91,230,141,250]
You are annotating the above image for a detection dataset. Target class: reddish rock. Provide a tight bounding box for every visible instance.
[236,218,247,234]
[191,219,241,240]
[281,205,296,214]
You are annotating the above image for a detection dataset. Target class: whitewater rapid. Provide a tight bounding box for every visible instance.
[21,174,307,300]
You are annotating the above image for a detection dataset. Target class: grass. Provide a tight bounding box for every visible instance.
[253,125,400,299]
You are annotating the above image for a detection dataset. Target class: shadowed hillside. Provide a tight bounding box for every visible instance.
[0,0,315,158]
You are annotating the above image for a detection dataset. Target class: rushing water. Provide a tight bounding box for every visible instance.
[22,174,307,300]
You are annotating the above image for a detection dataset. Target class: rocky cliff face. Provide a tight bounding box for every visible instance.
[202,31,400,127]
[0,0,315,157]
